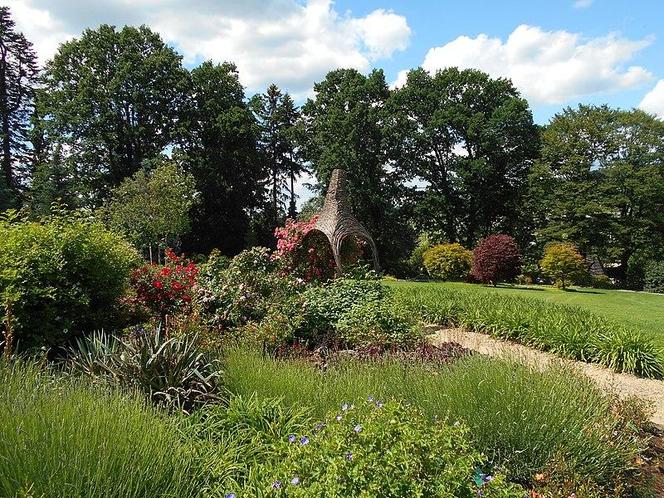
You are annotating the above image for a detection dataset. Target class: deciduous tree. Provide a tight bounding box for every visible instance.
[179,61,266,255]
[41,25,188,207]
[530,105,664,282]
[386,68,540,247]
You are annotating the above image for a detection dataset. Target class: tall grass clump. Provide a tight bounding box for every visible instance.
[388,281,664,378]
[224,348,648,494]
[0,360,205,498]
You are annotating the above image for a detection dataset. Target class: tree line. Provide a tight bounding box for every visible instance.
[2,7,664,286]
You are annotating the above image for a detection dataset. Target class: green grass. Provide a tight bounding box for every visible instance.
[388,280,664,347]
[224,348,647,492]
[0,360,206,498]
[385,280,664,377]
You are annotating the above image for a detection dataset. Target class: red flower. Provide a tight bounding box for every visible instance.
[153,280,163,289]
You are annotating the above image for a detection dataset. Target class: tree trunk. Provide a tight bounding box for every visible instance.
[288,165,296,219]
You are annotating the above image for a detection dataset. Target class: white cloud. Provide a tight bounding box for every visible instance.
[406,24,652,104]
[9,0,411,98]
[639,80,664,118]
[573,0,593,9]
[349,8,411,59]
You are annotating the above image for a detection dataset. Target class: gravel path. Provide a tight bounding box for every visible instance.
[428,326,664,426]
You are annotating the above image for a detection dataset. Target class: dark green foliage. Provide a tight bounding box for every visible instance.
[41,24,188,207]
[180,61,266,255]
[250,84,304,223]
[644,261,664,294]
[69,327,221,412]
[529,105,664,283]
[590,274,614,289]
[390,282,664,378]
[0,212,140,351]
[0,7,39,201]
[386,68,539,247]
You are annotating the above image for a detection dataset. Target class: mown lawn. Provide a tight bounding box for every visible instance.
[386,280,664,347]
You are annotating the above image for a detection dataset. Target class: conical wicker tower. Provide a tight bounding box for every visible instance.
[310,169,379,273]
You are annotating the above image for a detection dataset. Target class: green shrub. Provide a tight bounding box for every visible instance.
[246,277,422,352]
[590,274,614,289]
[196,246,301,329]
[254,399,523,497]
[388,281,664,378]
[224,349,649,495]
[540,242,587,289]
[423,243,472,281]
[408,232,434,276]
[0,211,140,352]
[644,261,664,294]
[69,327,222,412]
[335,300,420,350]
[0,360,205,498]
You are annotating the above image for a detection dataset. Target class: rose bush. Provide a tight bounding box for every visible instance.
[273,217,335,282]
[130,248,198,325]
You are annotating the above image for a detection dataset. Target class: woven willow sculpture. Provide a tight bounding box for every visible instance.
[309,168,380,273]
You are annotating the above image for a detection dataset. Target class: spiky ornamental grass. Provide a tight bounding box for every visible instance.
[0,360,205,498]
[389,282,664,378]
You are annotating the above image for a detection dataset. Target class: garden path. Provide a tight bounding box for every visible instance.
[428,326,664,426]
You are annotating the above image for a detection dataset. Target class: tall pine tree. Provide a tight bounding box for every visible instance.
[250,84,303,225]
[0,7,39,207]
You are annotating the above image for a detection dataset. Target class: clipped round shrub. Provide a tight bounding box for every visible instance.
[423,243,472,281]
[471,234,522,285]
[540,242,586,290]
[644,261,664,294]
[253,398,524,497]
[0,211,140,351]
[590,274,614,289]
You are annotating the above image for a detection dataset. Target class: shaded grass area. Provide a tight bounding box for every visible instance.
[0,361,206,498]
[388,280,664,347]
[386,280,664,378]
[224,348,647,493]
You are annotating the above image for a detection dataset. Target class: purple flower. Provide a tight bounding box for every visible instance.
[367,395,374,402]
[225,494,236,498]
[354,424,362,433]
[299,435,309,445]
[315,423,324,431]
[336,414,342,421]
[291,476,300,486]
[288,434,296,443]
[345,451,353,460]
[272,480,282,489]
[376,401,384,408]
[483,475,493,483]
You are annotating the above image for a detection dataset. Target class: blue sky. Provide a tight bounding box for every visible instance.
[334,0,664,122]
[11,0,664,123]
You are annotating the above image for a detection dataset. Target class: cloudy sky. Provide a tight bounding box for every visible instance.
[9,0,664,123]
